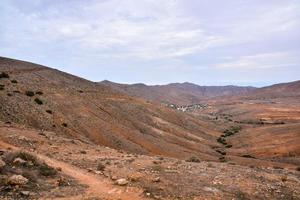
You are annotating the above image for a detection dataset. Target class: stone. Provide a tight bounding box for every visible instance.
[20,191,30,196]
[95,170,103,175]
[13,158,27,165]
[111,176,118,180]
[115,178,128,186]
[153,177,160,182]
[8,175,28,185]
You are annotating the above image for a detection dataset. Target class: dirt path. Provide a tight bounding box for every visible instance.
[0,140,146,200]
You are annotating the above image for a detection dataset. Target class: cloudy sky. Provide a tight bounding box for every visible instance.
[0,0,299,86]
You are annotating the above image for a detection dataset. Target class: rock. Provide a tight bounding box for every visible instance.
[115,178,128,186]
[111,176,118,180]
[95,170,103,175]
[8,175,28,185]
[153,177,160,182]
[13,158,27,165]
[20,191,30,196]
[0,159,6,168]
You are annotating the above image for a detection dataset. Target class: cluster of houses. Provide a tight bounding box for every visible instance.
[166,103,208,112]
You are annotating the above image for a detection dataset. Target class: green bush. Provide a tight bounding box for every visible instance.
[25,91,35,97]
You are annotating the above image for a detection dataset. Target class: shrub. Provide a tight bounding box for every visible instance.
[217,137,227,145]
[151,165,163,172]
[39,163,57,177]
[0,72,9,78]
[225,144,233,148]
[4,151,40,166]
[296,166,300,171]
[34,98,43,105]
[46,110,52,114]
[36,91,43,95]
[216,150,226,155]
[78,90,84,93]
[11,80,18,83]
[219,157,226,162]
[97,163,105,171]
[0,85,4,90]
[186,156,200,163]
[242,154,255,159]
[13,90,20,93]
[7,93,12,97]
[62,123,68,127]
[80,150,87,154]
[25,91,35,97]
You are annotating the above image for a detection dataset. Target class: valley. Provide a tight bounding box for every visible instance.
[0,57,299,199]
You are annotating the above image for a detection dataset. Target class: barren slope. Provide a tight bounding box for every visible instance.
[0,56,221,160]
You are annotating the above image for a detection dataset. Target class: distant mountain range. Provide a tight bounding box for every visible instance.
[100,81,257,105]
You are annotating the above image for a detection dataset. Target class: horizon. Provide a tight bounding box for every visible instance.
[0,0,299,87]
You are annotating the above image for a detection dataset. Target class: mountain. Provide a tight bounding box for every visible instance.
[100,80,256,105]
[240,80,300,100]
[0,56,220,160]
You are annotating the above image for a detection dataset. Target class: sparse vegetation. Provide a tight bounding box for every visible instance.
[151,165,163,172]
[0,72,9,78]
[242,155,256,159]
[25,91,35,97]
[219,157,226,162]
[46,110,53,114]
[97,163,105,171]
[36,91,43,95]
[38,163,58,176]
[186,156,200,163]
[34,98,43,105]
[217,137,227,145]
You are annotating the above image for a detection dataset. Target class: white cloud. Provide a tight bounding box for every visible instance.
[215,52,299,69]
[0,0,299,85]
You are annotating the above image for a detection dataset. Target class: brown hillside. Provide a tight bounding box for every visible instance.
[0,57,221,160]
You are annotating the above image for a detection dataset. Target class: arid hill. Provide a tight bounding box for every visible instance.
[241,80,300,99]
[0,56,221,160]
[100,80,256,105]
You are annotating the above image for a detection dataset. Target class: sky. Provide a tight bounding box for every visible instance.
[0,0,299,87]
